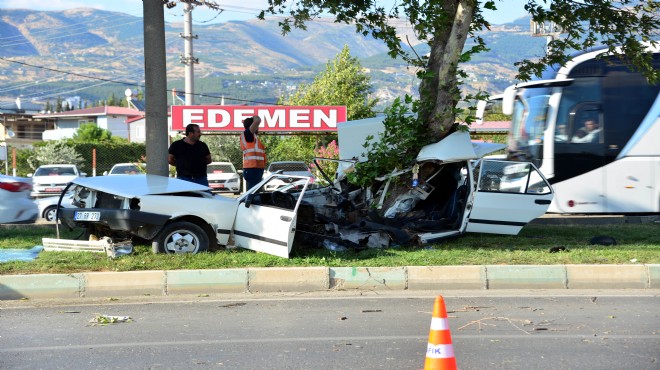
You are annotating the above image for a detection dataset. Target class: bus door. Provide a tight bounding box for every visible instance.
[551,103,607,212]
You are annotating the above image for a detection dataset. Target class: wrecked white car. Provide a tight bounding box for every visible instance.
[54,119,553,258]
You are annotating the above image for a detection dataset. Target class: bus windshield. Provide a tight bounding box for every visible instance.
[508,88,551,163]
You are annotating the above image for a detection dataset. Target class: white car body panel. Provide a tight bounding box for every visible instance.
[72,174,209,197]
[233,176,310,258]
[466,159,554,235]
[233,205,297,258]
[416,131,506,162]
[138,195,238,246]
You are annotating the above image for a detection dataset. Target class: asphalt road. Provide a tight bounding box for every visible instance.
[1,290,658,369]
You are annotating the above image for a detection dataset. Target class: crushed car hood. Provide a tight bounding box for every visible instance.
[416,131,506,162]
[70,174,211,198]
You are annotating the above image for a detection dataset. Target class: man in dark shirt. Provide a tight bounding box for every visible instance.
[168,123,212,186]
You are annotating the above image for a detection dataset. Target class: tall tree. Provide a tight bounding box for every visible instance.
[267,45,379,164]
[282,44,378,121]
[260,0,659,141]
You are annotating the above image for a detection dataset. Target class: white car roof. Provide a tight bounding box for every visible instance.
[71,174,210,197]
[416,131,506,162]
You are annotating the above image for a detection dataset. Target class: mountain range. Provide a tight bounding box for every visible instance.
[0,7,550,109]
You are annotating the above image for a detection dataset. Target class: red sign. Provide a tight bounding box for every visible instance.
[171,106,346,132]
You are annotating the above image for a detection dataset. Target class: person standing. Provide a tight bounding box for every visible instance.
[240,115,267,190]
[168,123,212,186]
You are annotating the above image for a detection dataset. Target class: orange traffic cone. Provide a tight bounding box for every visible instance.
[424,295,457,370]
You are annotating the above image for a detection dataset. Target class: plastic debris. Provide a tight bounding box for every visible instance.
[88,314,133,326]
[0,246,43,263]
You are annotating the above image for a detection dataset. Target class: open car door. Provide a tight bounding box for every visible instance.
[466,160,553,235]
[232,175,311,258]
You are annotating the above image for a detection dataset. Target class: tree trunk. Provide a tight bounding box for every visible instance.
[419,0,475,140]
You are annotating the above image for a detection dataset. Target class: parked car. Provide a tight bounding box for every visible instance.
[33,192,76,222]
[0,174,38,224]
[263,161,314,191]
[55,126,553,258]
[104,163,145,176]
[207,162,241,194]
[29,164,85,198]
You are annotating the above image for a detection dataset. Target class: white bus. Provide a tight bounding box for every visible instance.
[493,45,660,214]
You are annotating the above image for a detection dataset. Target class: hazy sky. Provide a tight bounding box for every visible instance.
[0,0,530,25]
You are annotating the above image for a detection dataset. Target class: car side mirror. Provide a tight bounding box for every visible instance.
[244,193,253,208]
[237,169,243,175]
[27,173,33,177]
[80,172,87,177]
[103,171,108,176]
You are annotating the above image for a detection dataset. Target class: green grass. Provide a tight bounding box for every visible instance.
[0,223,658,275]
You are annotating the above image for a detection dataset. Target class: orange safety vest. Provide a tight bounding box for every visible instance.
[240,132,267,169]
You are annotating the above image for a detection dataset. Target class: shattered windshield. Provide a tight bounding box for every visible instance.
[508,88,550,164]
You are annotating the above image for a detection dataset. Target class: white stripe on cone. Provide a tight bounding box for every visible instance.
[429,317,450,330]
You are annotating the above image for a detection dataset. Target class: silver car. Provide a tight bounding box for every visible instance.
[0,174,38,224]
[34,192,76,222]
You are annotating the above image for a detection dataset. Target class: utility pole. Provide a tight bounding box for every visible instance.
[181,1,198,106]
[143,0,169,176]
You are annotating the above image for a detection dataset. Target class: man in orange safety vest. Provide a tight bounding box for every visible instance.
[240,115,267,190]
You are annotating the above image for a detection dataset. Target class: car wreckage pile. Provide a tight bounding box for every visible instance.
[48,117,553,258]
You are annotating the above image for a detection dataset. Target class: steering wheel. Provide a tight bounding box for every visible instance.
[272,191,296,209]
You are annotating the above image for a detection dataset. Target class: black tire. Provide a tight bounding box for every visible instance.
[155,221,209,254]
[43,206,60,222]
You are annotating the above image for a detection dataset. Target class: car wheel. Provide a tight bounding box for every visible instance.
[43,206,60,222]
[155,221,209,254]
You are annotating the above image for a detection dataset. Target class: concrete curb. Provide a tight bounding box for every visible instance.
[1,264,658,300]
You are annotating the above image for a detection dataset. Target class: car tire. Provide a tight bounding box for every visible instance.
[155,221,209,254]
[43,206,60,222]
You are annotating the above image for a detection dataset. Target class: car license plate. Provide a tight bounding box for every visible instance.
[210,184,224,188]
[74,211,100,221]
[45,188,61,192]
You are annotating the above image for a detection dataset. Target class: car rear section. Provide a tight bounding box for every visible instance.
[0,175,38,224]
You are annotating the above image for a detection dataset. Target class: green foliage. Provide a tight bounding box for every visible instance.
[26,140,84,170]
[347,96,432,187]
[280,45,378,121]
[261,135,318,165]
[203,135,243,167]
[71,123,114,143]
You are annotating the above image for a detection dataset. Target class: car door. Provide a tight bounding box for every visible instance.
[232,175,310,258]
[466,159,553,235]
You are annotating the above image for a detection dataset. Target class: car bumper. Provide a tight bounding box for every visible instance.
[59,208,172,238]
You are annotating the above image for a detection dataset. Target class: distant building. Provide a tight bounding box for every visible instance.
[0,98,51,149]
[35,106,143,141]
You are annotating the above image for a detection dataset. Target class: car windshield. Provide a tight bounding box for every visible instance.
[268,163,309,172]
[111,164,143,174]
[34,167,75,176]
[207,164,235,173]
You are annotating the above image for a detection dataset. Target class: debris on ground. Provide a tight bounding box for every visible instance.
[88,314,133,326]
[0,245,43,263]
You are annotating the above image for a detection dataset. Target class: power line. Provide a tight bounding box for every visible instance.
[0,56,281,106]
